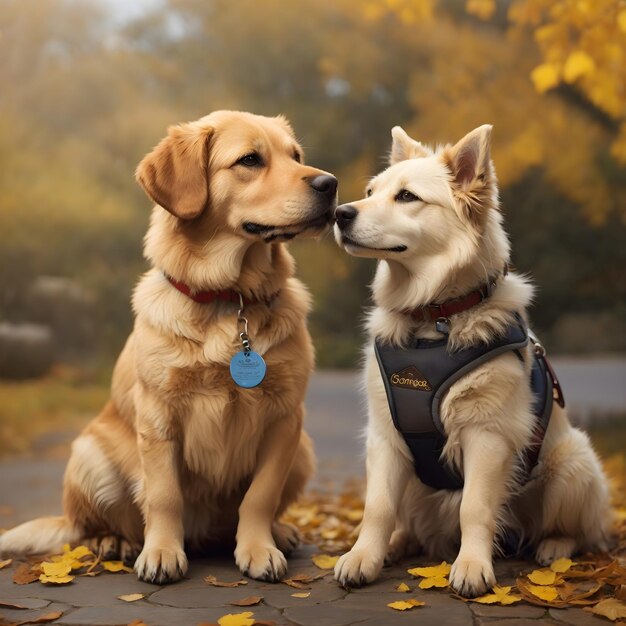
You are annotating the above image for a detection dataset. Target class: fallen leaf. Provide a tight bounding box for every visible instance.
[311,554,339,569]
[470,585,522,605]
[40,561,71,578]
[418,576,448,589]
[407,562,451,578]
[291,592,310,598]
[39,574,74,584]
[525,583,559,602]
[550,558,575,573]
[0,559,12,569]
[12,564,41,585]
[585,598,626,621]
[229,596,263,607]
[395,582,410,592]
[387,598,425,611]
[117,593,144,602]
[281,572,328,589]
[204,575,248,587]
[217,611,255,626]
[527,569,557,586]
[101,561,133,573]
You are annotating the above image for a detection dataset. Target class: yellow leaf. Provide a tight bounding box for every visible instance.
[217,611,255,626]
[618,10,626,34]
[41,561,72,577]
[117,593,144,602]
[530,63,560,93]
[407,562,451,578]
[527,569,557,585]
[472,585,522,605]
[39,574,75,584]
[465,0,495,20]
[550,558,574,573]
[0,558,12,569]
[586,598,626,621]
[526,584,559,601]
[312,554,339,569]
[65,545,94,561]
[388,598,425,611]
[418,576,448,589]
[102,561,133,573]
[563,51,595,84]
[396,582,410,592]
[291,592,311,598]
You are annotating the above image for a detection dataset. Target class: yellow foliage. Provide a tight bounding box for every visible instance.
[525,583,560,601]
[217,612,256,626]
[407,562,451,578]
[312,554,340,569]
[418,576,449,589]
[586,598,626,622]
[465,0,495,20]
[40,561,72,578]
[530,62,560,92]
[472,585,522,605]
[387,598,425,610]
[395,582,410,592]
[563,50,595,83]
[39,574,75,584]
[527,569,558,585]
[550,558,575,573]
[101,561,133,573]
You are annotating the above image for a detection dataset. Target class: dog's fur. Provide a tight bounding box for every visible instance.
[333,125,612,596]
[0,111,338,584]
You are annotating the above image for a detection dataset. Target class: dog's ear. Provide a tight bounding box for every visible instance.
[135,123,213,220]
[447,124,493,188]
[389,126,431,165]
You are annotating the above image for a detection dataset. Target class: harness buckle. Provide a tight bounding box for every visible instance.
[435,317,451,334]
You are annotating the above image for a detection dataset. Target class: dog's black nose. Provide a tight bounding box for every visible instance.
[335,204,358,230]
[308,175,338,197]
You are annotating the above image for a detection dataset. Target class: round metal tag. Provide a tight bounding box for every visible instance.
[229,350,266,388]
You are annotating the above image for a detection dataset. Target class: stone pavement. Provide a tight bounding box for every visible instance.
[0,545,607,626]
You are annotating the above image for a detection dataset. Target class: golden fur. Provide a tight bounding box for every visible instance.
[333,125,612,597]
[0,111,338,584]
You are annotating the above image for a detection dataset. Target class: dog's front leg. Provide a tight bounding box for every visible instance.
[335,432,412,587]
[235,412,301,582]
[449,427,514,597]
[134,390,188,584]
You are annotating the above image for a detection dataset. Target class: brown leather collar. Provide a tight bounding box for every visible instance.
[166,275,278,306]
[405,264,508,323]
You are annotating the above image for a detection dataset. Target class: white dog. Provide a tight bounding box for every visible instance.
[333,124,612,597]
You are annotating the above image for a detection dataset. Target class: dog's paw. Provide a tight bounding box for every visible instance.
[535,537,576,566]
[134,545,188,584]
[272,522,301,555]
[235,543,287,582]
[449,556,495,598]
[334,549,383,587]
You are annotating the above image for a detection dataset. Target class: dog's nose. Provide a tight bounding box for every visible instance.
[335,204,358,230]
[308,175,338,197]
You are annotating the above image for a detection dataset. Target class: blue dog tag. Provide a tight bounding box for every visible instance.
[229,350,266,388]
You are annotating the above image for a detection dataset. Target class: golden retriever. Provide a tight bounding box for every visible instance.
[0,110,338,584]
[332,124,611,596]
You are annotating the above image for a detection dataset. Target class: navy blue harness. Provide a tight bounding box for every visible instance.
[374,316,563,491]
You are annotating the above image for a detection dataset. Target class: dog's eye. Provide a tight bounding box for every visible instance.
[237,153,262,167]
[293,151,302,163]
[366,188,373,197]
[395,189,421,203]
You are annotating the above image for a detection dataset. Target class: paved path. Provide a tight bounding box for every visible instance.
[0,362,622,625]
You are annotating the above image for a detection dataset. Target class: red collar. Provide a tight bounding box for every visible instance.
[405,265,508,323]
[166,275,277,307]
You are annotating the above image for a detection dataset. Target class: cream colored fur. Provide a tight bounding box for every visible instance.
[0,111,337,584]
[333,124,612,596]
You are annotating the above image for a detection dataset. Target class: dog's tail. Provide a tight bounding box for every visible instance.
[0,516,81,557]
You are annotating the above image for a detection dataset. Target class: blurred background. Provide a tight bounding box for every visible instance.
[0,0,624,469]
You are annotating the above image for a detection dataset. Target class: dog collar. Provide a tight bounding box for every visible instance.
[404,264,508,326]
[166,274,278,306]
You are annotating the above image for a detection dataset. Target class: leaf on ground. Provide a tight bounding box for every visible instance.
[550,558,575,573]
[311,554,339,570]
[0,559,13,569]
[204,575,248,588]
[418,576,448,589]
[525,583,560,602]
[39,574,74,584]
[216,611,255,626]
[616,585,626,601]
[585,598,626,621]
[558,580,603,604]
[395,582,410,592]
[527,568,558,585]
[387,598,425,611]
[407,562,451,578]
[229,596,263,607]
[101,561,133,573]
[40,561,71,578]
[291,592,310,598]
[12,564,41,585]
[471,585,522,605]
[117,593,144,602]
[281,572,328,589]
